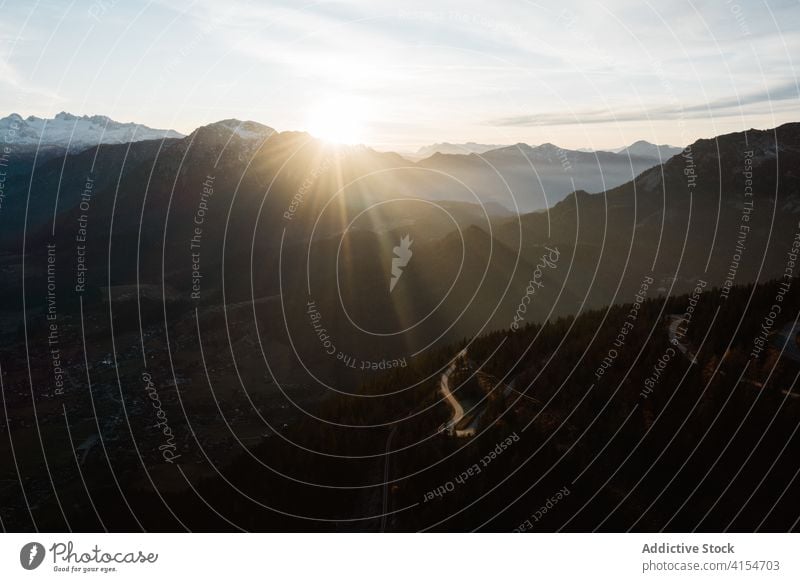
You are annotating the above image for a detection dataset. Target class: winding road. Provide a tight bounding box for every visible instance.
[439,349,477,437]
[667,315,698,364]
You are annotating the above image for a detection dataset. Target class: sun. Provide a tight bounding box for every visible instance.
[306,95,368,145]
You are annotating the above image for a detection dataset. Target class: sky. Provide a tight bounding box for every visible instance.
[1,0,799,151]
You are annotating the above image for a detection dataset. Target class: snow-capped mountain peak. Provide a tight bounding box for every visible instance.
[0,112,185,155]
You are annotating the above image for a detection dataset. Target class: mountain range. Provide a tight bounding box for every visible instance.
[2,113,798,387]
[1,112,799,532]
[0,112,684,222]
[418,139,683,160]
[412,142,507,157]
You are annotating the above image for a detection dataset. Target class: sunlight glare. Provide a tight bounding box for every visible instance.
[306,95,368,145]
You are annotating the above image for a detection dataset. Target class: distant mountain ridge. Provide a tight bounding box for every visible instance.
[416,140,671,212]
[613,140,682,159]
[416,139,683,161]
[415,142,506,157]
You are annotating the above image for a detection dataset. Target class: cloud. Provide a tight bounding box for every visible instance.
[2,0,798,148]
[0,51,65,111]
[491,80,800,127]
[0,59,20,88]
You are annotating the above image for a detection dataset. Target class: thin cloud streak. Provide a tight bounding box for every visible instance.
[491,80,800,128]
